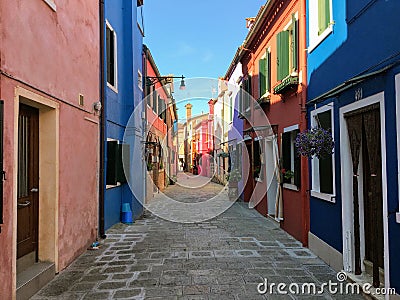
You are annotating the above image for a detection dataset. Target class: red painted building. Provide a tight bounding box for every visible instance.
[143,46,178,195]
[230,0,309,245]
[0,0,100,298]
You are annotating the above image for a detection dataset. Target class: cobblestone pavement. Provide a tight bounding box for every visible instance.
[32,175,364,300]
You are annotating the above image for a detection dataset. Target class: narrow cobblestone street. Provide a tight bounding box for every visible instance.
[32,175,363,300]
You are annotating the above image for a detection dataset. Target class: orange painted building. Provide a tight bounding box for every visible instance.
[231,0,309,245]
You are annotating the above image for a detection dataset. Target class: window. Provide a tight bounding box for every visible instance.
[147,85,153,107]
[106,140,129,186]
[311,105,335,201]
[308,0,333,52]
[259,49,271,97]
[106,22,117,90]
[238,75,252,117]
[253,139,264,181]
[158,97,166,123]
[152,90,157,112]
[282,126,300,188]
[138,70,143,91]
[277,14,298,81]
[318,0,331,34]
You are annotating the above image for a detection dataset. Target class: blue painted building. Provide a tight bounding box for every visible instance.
[307,0,400,293]
[225,52,244,200]
[103,0,145,230]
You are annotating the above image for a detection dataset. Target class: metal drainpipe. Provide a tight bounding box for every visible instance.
[300,0,309,246]
[99,0,106,239]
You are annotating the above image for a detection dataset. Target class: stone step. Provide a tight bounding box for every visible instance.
[17,262,55,300]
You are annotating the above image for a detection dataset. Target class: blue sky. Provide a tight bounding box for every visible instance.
[142,0,266,120]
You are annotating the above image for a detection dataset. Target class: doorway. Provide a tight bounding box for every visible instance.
[344,102,384,288]
[17,104,39,261]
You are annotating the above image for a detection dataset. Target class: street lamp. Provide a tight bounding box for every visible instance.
[146,75,186,90]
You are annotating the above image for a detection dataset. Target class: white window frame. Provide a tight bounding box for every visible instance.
[283,124,299,191]
[43,0,56,11]
[106,138,121,189]
[106,20,118,93]
[310,104,335,202]
[395,73,400,223]
[308,0,334,53]
[138,70,143,91]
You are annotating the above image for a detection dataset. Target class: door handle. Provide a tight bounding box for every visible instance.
[30,188,39,193]
[18,200,31,208]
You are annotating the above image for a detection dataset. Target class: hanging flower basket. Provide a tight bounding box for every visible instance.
[295,128,334,159]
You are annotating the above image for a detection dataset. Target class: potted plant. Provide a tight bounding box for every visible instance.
[281,168,294,181]
[253,166,261,180]
[295,127,334,159]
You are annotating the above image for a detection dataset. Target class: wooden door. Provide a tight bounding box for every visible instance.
[17,104,39,259]
[361,105,384,287]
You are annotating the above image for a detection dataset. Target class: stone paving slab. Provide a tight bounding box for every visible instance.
[32,176,365,300]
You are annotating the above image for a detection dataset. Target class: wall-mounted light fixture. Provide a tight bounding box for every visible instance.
[146,75,186,90]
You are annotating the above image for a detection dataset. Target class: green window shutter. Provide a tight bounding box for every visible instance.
[247,75,252,94]
[291,14,298,71]
[243,79,248,111]
[277,31,289,81]
[277,32,281,81]
[318,0,330,35]
[244,75,252,110]
[266,51,271,92]
[152,91,157,111]
[147,85,152,106]
[259,58,266,97]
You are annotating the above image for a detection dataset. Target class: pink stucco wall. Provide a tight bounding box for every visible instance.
[0,0,99,298]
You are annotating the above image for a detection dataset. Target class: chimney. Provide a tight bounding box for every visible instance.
[246,17,256,30]
[185,103,192,121]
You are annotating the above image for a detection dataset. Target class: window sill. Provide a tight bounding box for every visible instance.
[283,183,299,191]
[107,82,118,94]
[106,182,122,189]
[308,25,333,53]
[310,190,336,203]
